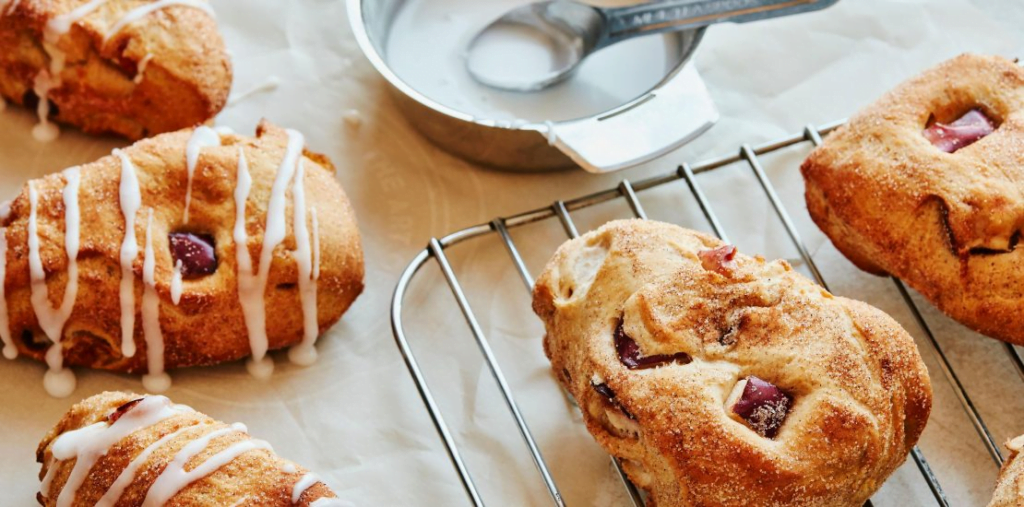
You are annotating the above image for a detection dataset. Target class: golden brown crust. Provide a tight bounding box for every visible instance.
[533,220,932,507]
[0,0,231,140]
[801,53,1024,345]
[4,120,364,372]
[37,391,339,506]
[990,435,1024,507]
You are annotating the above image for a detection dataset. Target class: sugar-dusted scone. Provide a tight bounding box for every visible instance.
[990,435,1024,507]
[802,53,1024,345]
[532,220,932,507]
[0,0,231,141]
[38,391,352,506]
[0,120,364,397]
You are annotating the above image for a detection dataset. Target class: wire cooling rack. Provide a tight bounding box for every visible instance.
[390,121,1024,506]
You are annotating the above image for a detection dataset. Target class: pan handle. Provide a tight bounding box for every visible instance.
[545,62,717,173]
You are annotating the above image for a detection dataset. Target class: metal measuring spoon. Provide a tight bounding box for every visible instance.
[467,0,840,92]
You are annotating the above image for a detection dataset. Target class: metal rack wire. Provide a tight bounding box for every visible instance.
[391,120,1023,506]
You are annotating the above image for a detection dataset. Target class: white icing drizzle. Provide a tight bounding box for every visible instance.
[141,209,170,393]
[0,203,13,360]
[287,162,318,366]
[237,130,305,378]
[95,424,200,507]
[311,207,320,281]
[170,259,183,305]
[543,120,558,146]
[117,150,141,358]
[1,0,20,16]
[39,457,58,496]
[45,0,110,37]
[31,71,61,142]
[104,0,215,42]
[30,168,81,398]
[48,396,186,507]
[183,126,220,224]
[292,472,321,503]
[310,499,355,507]
[282,462,297,474]
[227,76,281,107]
[134,53,154,84]
[142,423,271,507]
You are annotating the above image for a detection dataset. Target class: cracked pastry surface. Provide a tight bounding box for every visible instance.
[990,435,1024,507]
[532,219,932,507]
[0,0,231,140]
[1,120,364,382]
[801,53,1024,345]
[37,391,344,506]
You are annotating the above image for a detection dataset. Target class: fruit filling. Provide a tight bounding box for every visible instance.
[107,398,144,423]
[731,376,792,438]
[168,232,217,277]
[592,381,635,417]
[614,321,691,370]
[923,109,995,153]
[699,245,738,275]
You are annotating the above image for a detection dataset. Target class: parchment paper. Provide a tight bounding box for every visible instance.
[1,0,1022,505]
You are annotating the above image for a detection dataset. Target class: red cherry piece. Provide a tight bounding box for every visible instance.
[699,245,738,276]
[108,398,145,424]
[923,109,995,153]
[169,232,217,277]
[732,376,792,438]
[614,321,691,370]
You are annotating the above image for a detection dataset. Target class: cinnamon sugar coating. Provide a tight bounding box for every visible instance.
[3,120,364,372]
[802,53,1024,345]
[0,0,231,139]
[37,391,339,506]
[533,220,932,506]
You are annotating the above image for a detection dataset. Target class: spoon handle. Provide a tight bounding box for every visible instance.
[600,0,838,47]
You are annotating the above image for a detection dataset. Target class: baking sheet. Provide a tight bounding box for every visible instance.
[1,0,1022,505]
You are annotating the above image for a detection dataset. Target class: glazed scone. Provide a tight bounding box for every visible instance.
[0,0,231,140]
[990,435,1024,507]
[38,391,349,506]
[802,53,1024,345]
[0,120,364,396]
[532,220,932,507]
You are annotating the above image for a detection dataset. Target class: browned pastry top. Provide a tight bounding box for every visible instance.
[0,0,231,139]
[990,435,1024,507]
[802,53,1024,344]
[533,220,932,507]
[3,120,364,373]
[38,391,339,506]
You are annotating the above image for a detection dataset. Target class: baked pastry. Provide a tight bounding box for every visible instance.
[0,120,364,397]
[990,435,1024,507]
[38,391,352,506]
[532,220,932,506]
[0,0,231,141]
[801,53,1024,345]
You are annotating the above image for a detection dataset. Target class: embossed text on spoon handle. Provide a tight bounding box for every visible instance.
[601,0,837,46]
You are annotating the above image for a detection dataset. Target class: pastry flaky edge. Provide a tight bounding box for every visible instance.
[532,220,932,507]
[3,120,365,372]
[990,435,1024,507]
[0,0,231,139]
[801,53,1024,345]
[37,391,340,506]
